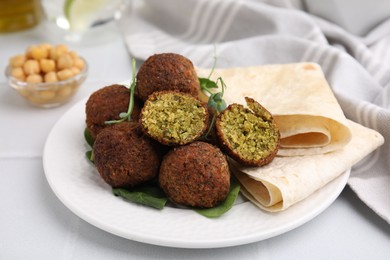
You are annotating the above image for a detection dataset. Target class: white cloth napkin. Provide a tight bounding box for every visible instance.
[118,0,390,223]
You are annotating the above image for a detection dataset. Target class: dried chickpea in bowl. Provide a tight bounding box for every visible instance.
[5,43,88,108]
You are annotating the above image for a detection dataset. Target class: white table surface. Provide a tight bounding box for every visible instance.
[1,22,389,260]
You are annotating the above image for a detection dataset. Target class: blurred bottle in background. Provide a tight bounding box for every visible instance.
[0,0,43,33]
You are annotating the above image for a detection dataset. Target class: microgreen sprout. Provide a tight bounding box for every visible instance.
[105,58,137,125]
[199,56,227,139]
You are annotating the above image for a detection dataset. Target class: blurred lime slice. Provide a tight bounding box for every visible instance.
[64,0,120,32]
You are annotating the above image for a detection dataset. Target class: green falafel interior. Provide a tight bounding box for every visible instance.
[217,97,279,166]
[140,91,208,146]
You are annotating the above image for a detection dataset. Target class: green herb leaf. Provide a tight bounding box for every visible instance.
[85,150,94,163]
[119,112,128,118]
[199,57,228,141]
[113,185,168,210]
[199,77,218,90]
[195,179,240,218]
[84,128,94,147]
[104,58,137,125]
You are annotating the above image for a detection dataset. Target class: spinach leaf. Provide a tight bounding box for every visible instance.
[84,128,95,163]
[85,150,94,163]
[113,185,168,210]
[195,179,240,218]
[84,128,94,147]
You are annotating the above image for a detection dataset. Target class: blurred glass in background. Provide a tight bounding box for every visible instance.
[41,0,129,42]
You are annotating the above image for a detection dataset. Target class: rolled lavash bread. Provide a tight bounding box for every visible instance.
[196,63,383,211]
[196,63,352,156]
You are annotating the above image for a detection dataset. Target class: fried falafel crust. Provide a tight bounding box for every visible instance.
[139,91,209,146]
[216,97,280,167]
[93,122,161,188]
[85,84,142,139]
[136,53,200,101]
[159,141,230,208]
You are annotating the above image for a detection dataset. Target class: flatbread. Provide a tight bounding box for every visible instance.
[232,120,384,211]
[197,63,383,212]
[197,63,352,156]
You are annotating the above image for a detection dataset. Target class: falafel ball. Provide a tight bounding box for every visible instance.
[216,97,280,167]
[136,53,200,101]
[139,91,209,146]
[86,84,142,139]
[159,141,230,208]
[93,122,161,188]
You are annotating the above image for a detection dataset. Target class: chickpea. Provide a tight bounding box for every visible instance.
[40,59,56,73]
[26,74,43,84]
[49,48,58,60]
[8,43,88,107]
[70,67,81,75]
[26,96,42,105]
[50,44,68,60]
[69,51,79,60]
[57,54,74,70]
[57,85,73,97]
[73,58,85,70]
[57,69,73,81]
[56,44,68,52]
[37,90,56,100]
[11,67,26,81]
[23,59,40,75]
[30,45,49,60]
[25,45,36,59]
[44,71,58,83]
[17,88,29,97]
[9,54,26,68]
[10,43,85,100]
[40,43,52,52]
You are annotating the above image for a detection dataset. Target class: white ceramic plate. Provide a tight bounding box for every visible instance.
[43,98,350,249]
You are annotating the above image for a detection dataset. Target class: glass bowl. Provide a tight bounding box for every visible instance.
[5,57,88,108]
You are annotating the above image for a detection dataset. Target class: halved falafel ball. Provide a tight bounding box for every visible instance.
[86,84,142,139]
[136,53,200,101]
[216,97,280,167]
[93,122,161,188]
[139,91,209,146]
[159,141,230,208]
